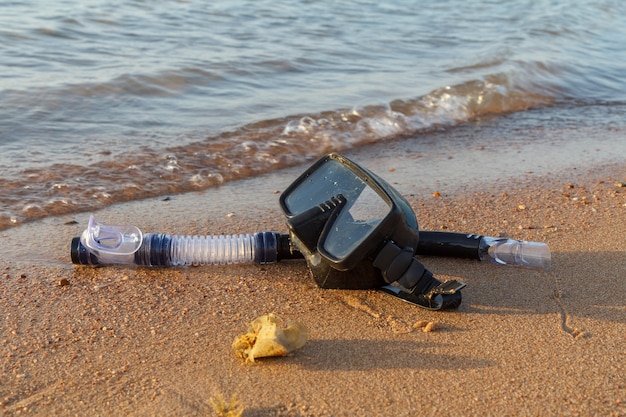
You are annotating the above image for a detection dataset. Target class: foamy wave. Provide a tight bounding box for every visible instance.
[280,73,553,154]
[0,72,555,230]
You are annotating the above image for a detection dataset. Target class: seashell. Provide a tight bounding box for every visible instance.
[232,313,308,363]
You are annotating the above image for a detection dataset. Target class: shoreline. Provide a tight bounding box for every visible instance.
[3,102,626,235]
[1,120,625,415]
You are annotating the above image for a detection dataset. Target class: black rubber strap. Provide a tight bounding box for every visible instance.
[372,241,440,295]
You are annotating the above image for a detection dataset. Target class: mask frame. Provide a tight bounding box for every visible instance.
[280,153,419,272]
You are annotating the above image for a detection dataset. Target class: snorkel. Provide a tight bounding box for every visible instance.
[70,153,551,310]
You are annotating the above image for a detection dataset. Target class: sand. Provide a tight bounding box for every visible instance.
[1,121,625,416]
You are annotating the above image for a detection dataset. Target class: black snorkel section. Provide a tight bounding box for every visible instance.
[70,236,99,266]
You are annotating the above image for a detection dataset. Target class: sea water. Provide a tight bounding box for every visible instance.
[1,0,625,229]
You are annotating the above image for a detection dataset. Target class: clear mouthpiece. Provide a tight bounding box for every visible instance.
[479,237,551,271]
[81,215,143,255]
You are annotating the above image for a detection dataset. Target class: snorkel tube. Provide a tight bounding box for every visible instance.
[71,215,297,267]
[71,218,550,270]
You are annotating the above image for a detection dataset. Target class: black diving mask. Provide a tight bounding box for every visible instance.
[280,153,465,310]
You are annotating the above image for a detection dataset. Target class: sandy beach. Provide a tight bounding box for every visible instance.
[3,0,626,414]
[1,121,625,416]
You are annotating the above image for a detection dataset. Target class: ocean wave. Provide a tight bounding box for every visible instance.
[0,68,557,230]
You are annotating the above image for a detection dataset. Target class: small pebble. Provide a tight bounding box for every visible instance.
[413,320,430,328]
[413,320,438,332]
[58,278,70,286]
[423,322,437,332]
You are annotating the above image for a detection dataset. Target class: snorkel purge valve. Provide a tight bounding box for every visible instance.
[70,153,551,311]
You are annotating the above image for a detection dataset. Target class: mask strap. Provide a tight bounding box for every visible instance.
[373,240,466,310]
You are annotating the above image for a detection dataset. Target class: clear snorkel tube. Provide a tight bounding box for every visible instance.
[71,215,297,266]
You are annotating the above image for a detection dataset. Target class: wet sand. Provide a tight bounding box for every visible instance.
[1,117,625,416]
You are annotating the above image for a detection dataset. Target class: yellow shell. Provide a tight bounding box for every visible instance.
[232,313,308,362]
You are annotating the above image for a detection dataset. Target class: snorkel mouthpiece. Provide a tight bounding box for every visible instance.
[71,215,143,265]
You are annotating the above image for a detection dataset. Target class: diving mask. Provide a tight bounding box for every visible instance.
[279,153,465,310]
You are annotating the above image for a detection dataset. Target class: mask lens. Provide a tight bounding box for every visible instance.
[282,157,392,260]
[323,185,390,258]
[282,158,361,215]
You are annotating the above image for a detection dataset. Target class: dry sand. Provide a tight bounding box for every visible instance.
[1,129,625,416]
